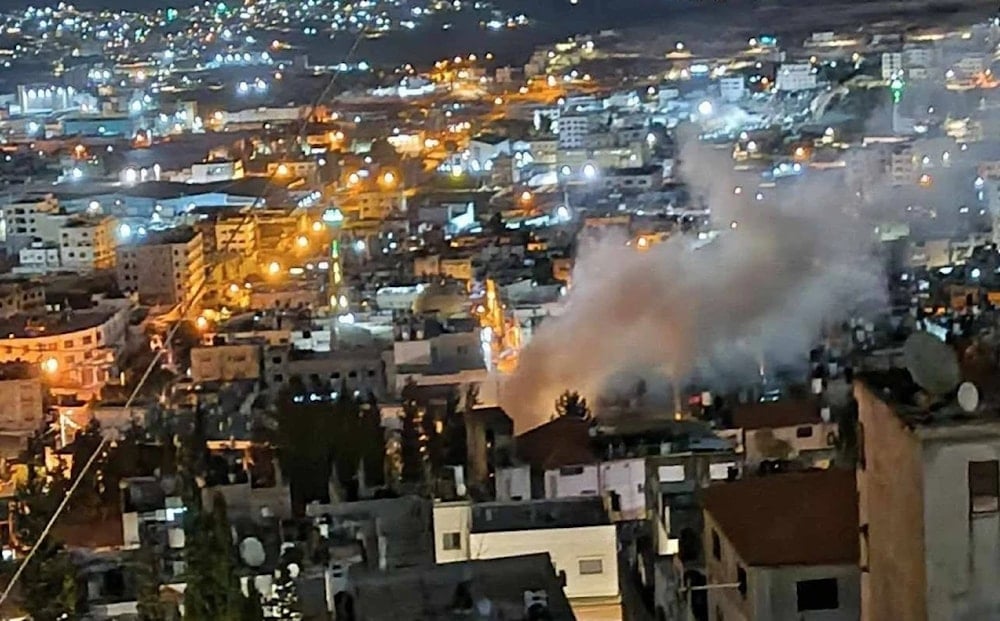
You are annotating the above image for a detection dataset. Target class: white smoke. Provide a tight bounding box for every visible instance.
[501,139,886,432]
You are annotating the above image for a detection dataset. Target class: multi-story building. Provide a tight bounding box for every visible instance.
[433,497,620,620]
[16,241,62,274]
[0,297,130,396]
[0,362,45,433]
[558,114,593,150]
[0,280,46,319]
[703,469,860,621]
[775,63,818,92]
[856,371,1000,620]
[889,145,917,186]
[116,227,205,308]
[881,52,904,79]
[189,159,245,184]
[3,193,61,253]
[197,212,259,257]
[59,216,117,271]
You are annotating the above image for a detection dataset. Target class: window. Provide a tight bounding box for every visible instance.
[969,460,999,514]
[442,532,462,551]
[796,426,814,438]
[578,558,603,575]
[737,566,747,598]
[560,465,584,476]
[796,578,839,611]
[858,422,866,470]
[272,356,283,364]
[711,530,721,561]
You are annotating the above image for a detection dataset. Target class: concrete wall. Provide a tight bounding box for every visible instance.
[753,565,860,621]
[432,501,471,564]
[922,429,1000,620]
[855,382,927,621]
[469,525,619,601]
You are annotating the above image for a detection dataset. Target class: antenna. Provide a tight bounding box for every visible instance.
[958,382,981,413]
[903,331,960,396]
[239,537,266,568]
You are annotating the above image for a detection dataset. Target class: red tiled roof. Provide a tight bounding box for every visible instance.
[732,398,821,430]
[702,469,858,567]
[516,416,596,471]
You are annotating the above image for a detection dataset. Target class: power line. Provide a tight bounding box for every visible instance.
[0,28,367,608]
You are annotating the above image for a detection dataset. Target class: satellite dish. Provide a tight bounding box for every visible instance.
[903,331,960,396]
[239,537,266,567]
[958,382,980,413]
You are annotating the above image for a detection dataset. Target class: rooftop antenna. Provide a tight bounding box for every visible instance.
[958,381,981,413]
[903,331,960,397]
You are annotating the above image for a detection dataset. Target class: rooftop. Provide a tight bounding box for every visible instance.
[470,496,609,533]
[731,398,822,430]
[702,469,858,567]
[348,553,575,620]
[0,308,121,339]
[136,226,200,246]
[516,416,596,470]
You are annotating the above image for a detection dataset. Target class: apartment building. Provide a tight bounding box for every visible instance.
[856,372,1000,620]
[59,215,118,271]
[116,227,205,308]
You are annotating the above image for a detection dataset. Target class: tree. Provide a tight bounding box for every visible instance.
[555,391,591,420]
[12,467,79,621]
[135,549,166,621]
[182,494,250,621]
[242,585,265,621]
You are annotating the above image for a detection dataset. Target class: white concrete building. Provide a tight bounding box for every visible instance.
[189,159,245,184]
[882,52,903,80]
[719,76,746,102]
[58,215,118,271]
[17,241,62,273]
[543,458,647,521]
[433,498,620,620]
[776,64,818,92]
[703,470,860,621]
[558,114,593,149]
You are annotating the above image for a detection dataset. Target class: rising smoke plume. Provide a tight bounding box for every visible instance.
[501,137,887,432]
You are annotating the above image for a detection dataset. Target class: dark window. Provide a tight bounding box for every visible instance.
[271,356,282,364]
[273,374,284,383]
[737,566,747,598]
[796,578,839,611]
[711,530,721,561]
[858,422,866,470]
[969,460,999,514]
[559,465,584,476]
[348,371,357,378]
[796,426,814,438]
[442,532,461,550]
[578,559,603,575]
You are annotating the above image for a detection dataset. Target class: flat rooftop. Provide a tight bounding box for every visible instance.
[348,553,574,620]
[0,309,119,338]
[470,497,609,533]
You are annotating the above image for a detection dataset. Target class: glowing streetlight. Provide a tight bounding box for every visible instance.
[41,357,58,375]
[268,261,281,275]
[312,221,324,233]
[697,100,714,116]
[195,316,209,331]
[381,171,397,187]
[520,190,533,204]
[348,172,360,185]
[296,235,309,249]
[582,163,597,180]
[276,163,290,176]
